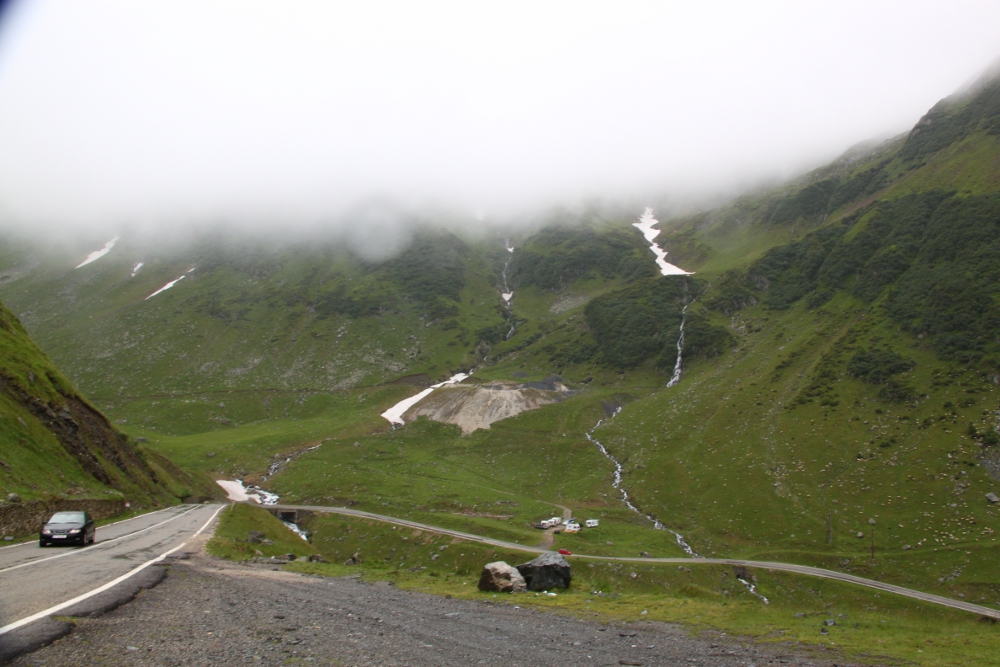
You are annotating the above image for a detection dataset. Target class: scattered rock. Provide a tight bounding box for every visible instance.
[247,531,266,544]
[206,452,216,458]
[261,539,274,546]
[516,552,571,591]
[856,532,864,538]
[344,552,362,565]
[903,544,912,550]
[986,493,999,504]
[307,554,326,563]
[824,619,836,626]
[283,553,297,561]
[639,551,651,558]
[478,561,527,593]
[3,536,13,542]
[135,437,149,443]
[6,493,21,503]
[732,565,757,583]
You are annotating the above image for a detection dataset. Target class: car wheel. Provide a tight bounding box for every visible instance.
[39,540,46,548]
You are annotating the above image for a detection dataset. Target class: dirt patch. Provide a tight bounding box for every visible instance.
[405,382,574,433]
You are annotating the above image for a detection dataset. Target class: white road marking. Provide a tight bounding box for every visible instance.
[0,505,201,574]
[0,504,224,637]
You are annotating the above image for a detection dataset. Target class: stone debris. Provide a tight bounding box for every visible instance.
[247,530,265,544]
[986,492,999,504]
[478,561,527,593]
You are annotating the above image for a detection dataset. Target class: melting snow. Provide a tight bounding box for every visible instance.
[633,208,691,276]
[130,262,143,277]
[75,235,121,268]
[381,373,469,426]
[146,268,195,300]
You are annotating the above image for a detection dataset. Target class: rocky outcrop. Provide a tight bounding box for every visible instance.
[515,552,571,591]
[478,561,527,593]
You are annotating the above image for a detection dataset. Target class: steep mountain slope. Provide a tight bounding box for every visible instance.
[584,70,1000,603]
[0,297,214,510]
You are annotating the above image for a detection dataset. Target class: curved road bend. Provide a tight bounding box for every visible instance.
[270,502,1000,621]
[0,503,225,634]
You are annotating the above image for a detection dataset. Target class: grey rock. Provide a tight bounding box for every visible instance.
[639,551,651,558]
[307,554,326,563]
[478,561,527,593]
[986,492,999,504]
[516,552,571,591]
[6,493,21,503]
[824,619,836,626]
[283,553,297,561]
[247,530,266,544]
[261,538,274,545]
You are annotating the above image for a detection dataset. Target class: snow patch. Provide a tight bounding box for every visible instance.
[633,208,691,276]
[75,235,120,268]
[130,262,143,277]
[380,373,469,426]
[146,268,195,300]
[215,479,279,505]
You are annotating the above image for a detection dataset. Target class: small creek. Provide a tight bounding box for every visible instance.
[585,408,699,557]
[586,410,768,603]
[666,303,689,388]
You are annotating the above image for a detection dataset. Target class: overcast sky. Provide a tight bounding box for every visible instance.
[0,1,998,234]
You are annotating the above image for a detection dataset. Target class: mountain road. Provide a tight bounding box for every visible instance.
[271,502,1000,621]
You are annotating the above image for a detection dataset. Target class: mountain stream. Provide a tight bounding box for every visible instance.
[585,410,769,602]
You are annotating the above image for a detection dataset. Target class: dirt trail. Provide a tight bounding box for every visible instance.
[538,503,573,550]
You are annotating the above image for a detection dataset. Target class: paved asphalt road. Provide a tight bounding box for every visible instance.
[0,503,224,634]
[273,502,1000,621]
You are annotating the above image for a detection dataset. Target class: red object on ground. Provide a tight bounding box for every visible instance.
[558,549,572,555]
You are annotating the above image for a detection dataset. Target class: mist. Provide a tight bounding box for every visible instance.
[1,1,999,244]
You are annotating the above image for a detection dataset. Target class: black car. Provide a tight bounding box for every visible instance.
[39,511,95,547]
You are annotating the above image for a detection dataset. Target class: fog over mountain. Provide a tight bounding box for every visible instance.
[0,0,999,241]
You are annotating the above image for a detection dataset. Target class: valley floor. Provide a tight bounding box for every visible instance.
[10,548,859,667]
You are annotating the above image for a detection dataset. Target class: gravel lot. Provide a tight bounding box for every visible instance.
[10,551,871,667]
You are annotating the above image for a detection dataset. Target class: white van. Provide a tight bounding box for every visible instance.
[564,523,581,533]
[585,519,599,528]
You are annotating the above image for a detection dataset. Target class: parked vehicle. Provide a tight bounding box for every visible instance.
[558,548,572,555]
[585,519,599,528]
[564,523,581,533]
[39,511,95,547]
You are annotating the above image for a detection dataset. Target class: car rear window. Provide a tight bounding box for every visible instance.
[48,512,85,523]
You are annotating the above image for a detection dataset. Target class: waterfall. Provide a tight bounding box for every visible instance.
[666,304,688,388]
[500,238,517,339]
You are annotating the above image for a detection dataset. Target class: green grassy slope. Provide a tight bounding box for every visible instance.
[0,297,216,508]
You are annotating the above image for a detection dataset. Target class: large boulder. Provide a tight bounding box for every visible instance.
[516,552,571,591]
[478,561,527,592]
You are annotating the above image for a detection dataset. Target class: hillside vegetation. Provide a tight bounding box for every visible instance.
[0,298,215,510]
[2,66,1000,665]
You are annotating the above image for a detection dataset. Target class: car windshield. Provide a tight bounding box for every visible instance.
[48,512,85,524]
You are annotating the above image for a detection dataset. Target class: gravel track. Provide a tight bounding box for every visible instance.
[8,549,867,667]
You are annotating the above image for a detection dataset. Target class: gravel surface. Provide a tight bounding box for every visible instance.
[10,551,874,667]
